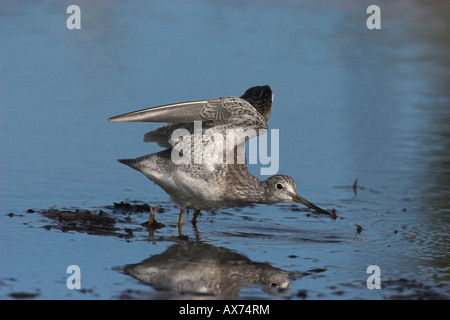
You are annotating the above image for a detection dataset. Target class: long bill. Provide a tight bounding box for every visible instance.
[291,193,337,219]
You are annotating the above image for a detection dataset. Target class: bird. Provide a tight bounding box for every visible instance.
[124,241,292,298]
[109,85,335,233]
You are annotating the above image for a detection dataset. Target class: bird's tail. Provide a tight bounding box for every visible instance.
[117,156,148,172]
[118,151,168,175]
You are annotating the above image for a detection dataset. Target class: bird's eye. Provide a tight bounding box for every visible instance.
[276,183,283,190]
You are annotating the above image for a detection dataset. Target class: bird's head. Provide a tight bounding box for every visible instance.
[263,175,335,218]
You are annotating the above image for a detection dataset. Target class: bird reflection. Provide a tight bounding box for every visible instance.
[123,241,294,299]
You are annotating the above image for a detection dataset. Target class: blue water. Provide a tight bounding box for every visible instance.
[1,0,449,299]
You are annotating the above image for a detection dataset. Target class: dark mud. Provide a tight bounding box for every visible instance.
[19,201,340,241]
[23,201,169,240]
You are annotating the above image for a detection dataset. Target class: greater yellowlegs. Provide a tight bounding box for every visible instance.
[109,85,335,232]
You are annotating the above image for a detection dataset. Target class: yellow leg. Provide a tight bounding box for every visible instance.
[192,209,201,224]
[178,209,184,234]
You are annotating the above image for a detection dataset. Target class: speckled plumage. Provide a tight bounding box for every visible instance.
[109,85,334,230]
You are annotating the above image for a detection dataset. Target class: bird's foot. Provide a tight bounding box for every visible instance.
[142,205,165,229]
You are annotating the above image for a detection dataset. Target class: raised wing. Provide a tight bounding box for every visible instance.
[109,96,268,146]
[108,86,273,166]
[108,100,209,123]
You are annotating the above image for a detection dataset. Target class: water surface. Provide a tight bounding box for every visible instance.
[1,0,449,299]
